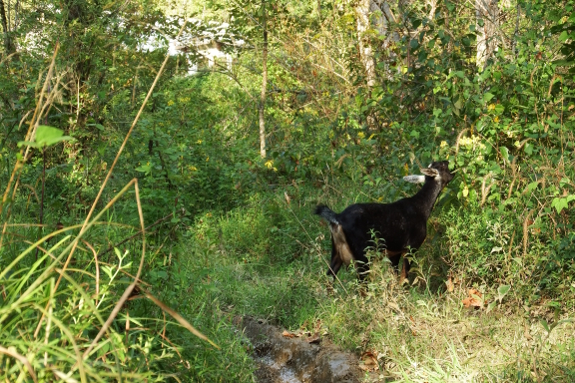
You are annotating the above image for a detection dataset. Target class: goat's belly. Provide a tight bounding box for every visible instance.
[384,249,403,257]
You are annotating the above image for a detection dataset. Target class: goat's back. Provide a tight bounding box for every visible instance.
[334,201,428,253]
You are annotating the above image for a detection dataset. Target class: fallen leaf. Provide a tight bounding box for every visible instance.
[462,297,481,308]
[306,333,321,344]
[284,191,291,205]
[446,276,454,292]
[359,351,379,372]
[462,289,484,309]
[282,330,295,338]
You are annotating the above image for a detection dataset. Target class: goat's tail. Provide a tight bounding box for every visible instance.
[314,205,339,225]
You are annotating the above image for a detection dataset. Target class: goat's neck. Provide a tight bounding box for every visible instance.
[412,180,443,219]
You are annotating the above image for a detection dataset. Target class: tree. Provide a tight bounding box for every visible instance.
[0,0,16,54]
[356,0,377,87]
[476,0,499,69]
[259,0,268,158]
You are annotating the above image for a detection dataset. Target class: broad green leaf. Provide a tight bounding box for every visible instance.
[527,181,539,192]
[500,146,509,162]
[454,96,463,110]
[483,92,495,103]
[551,196,574,213]
[524,143,534,155]
[18,125,74,148]
[486,301,497,313]
[136,163,152,174]
[497,285,511,301]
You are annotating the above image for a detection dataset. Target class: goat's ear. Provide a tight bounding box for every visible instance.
[403,175,426,183]
[420,168,439,177]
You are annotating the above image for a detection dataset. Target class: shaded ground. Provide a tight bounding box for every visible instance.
[237,317,363,383]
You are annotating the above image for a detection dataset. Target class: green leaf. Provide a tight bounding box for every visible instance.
[500,146,509,162]
[497,285,511,302]
[527,181,539,192]
[552,195,575,213]
[454,96,463,110]
[36,126,69,146]
[18,126,74,148]
[136,163,152,174]
[524,143,534,155]
[486,301,497,313]
[483,92,495,103]
[540,318,550,332]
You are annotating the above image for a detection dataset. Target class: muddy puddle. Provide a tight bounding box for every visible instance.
[237,317,363,383]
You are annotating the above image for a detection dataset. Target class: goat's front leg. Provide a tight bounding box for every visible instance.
[400,256,410,285]
[388,252,401,273]
[388,251,409,284]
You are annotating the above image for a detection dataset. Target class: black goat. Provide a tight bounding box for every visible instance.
[315,161,454,283]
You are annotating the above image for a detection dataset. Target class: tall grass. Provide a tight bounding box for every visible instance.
[0,34,216,382]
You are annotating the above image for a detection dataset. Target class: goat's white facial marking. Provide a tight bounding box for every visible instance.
[403,175,426,184]
[420,167,441,181]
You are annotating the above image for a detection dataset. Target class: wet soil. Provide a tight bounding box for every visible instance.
[237,317,363,383]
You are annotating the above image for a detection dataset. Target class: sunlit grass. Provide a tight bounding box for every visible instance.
[176,192,575,382]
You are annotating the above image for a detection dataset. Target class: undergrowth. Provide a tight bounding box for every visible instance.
[169,164,575,382]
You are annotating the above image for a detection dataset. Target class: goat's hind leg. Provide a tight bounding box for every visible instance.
[400,256,410,285]
[326,238,343,279]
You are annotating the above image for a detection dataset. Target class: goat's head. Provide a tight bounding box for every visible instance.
[404,161,454,186]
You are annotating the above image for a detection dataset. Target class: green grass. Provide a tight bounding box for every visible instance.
[166,187,575,382]
[4,170,573,382]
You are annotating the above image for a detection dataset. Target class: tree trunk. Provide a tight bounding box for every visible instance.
[370,0,400,81]
[356,0,377,88]
[370,0,397,40]
[0,0,15,54]
[476,0,499,70]
[258,0,268,159]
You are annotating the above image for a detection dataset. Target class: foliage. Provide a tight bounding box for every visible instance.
[1,0,575,381]
[0,228,185,381]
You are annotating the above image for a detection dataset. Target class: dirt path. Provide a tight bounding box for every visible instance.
[237,317,363,383]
